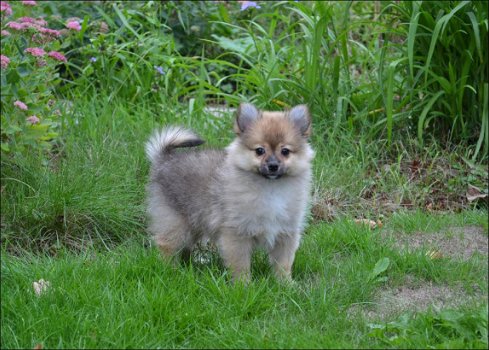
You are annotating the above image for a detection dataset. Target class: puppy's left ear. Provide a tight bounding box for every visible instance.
[288,104,311,137]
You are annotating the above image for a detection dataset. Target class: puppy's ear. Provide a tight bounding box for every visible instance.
[234,103,260,134]
[288,104,311,137]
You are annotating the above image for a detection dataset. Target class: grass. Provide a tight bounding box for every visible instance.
[2,93,486,252]
[1,95,486,348]
[1,1,488,348]
[2,211,487,349]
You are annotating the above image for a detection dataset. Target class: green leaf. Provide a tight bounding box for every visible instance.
[407,2,421,79]
[113,3,141,40]
[417,91,445,147]
[467,11,482,62]
[7,69,20,84]
[369,257,390,281]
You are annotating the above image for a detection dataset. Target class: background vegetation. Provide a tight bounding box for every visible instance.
[1,1,488,348]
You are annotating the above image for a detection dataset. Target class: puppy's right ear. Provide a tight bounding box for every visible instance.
[234,103,260,134]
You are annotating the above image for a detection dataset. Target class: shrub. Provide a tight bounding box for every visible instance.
[0,0,81,157]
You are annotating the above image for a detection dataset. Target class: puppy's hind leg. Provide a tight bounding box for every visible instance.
[148,201,192,263]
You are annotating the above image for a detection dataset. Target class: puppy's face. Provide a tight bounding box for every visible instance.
[228,103,314,179]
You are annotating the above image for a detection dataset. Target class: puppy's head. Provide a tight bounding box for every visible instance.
[227,103,314,179]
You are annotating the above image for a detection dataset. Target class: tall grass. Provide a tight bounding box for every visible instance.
[53,1,489,160]
[389,1,488,159]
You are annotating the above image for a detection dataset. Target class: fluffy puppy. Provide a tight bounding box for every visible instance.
[146,103,314,282]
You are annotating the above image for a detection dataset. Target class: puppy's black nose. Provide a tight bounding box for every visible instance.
[268,163,279,172]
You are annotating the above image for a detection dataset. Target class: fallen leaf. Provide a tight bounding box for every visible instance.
[425,249,443,260]
[466,185,488,202]
[354,219,379,229]
[33,279,50,296]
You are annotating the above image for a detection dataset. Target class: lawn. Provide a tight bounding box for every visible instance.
[1,1,488,349]
[2,211,487,348]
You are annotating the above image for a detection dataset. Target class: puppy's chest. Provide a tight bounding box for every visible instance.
[226,183,303,235]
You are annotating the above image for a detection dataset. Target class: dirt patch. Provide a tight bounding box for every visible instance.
[349,226,488,321]
[385,225,488,260]
[349,276,487,321]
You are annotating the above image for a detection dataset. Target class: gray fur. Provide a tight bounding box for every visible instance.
[146,112,314,283]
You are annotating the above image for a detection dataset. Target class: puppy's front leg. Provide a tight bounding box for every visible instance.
[218,230,253,283]
[268,233,301,281]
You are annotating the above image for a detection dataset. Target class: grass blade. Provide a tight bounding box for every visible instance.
[407,2,420,80]
[472,83,488,161]
[467,11,482,62]
[417,91,445,147]
[386,65,395,146]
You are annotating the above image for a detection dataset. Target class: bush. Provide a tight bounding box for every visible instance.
[0,0,82,157]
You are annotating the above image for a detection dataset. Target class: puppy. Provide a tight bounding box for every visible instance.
[145,103,314,282]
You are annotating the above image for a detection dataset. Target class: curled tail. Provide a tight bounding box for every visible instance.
[145,126,204,164]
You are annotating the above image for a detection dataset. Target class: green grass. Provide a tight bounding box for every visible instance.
[2,93,486,253]
[1,1,488,348]
[2,212,487,349]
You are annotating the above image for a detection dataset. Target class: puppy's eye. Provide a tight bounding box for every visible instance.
[281,148,290,156]
[255,147,265,156]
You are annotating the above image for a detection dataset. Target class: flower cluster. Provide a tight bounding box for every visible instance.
[0,1,13,16]
[47,51,66,62]
[25,46,46,57]
[1,0,78,155]
[66,20,81,31]
[14,100,28,110]
[0,54,9,69]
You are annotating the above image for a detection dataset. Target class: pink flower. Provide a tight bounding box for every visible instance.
[1,29,10,36]
[22,0,37,5]
[14,100,28,110]
[0,1,13,16]
[26,115,40,124]
[66,20,81,31]
[6,21,26,31]
[48,51,66,62]
[38,27,61,37]
[19,16,47,27]
[25,47,46,57]
[0,54,10,69]
[18,16,36,23]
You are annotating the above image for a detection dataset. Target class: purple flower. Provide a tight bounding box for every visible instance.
[6,21,27,31]
[239,1,261,11]
[0,1,13,16]
[66,20,81,31]
[90,57,97,62]
[24,47,46,57]
[48,51,67,62]
[154,65,164,75]
[26,115,40,124]
[14,100,28,110]
[38,27,61,38]
[0,54,10,69]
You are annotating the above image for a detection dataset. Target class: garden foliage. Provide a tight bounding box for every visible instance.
[1,0,487,160]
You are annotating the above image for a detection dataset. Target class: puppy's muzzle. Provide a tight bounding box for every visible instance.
[260,156,284,179]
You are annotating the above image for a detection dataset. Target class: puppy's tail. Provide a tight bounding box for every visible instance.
[145,126,204,164]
